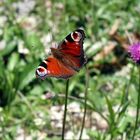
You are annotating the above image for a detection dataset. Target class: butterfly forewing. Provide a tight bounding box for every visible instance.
[54,29,86,70]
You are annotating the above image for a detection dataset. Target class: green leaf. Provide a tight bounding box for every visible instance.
[25,33,43,50]
[0,41,17,56]
[18,62,38,90]
[7,53,19,71]
[105,95,115,125]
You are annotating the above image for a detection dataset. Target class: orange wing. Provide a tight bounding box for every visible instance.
[36,56,76,79]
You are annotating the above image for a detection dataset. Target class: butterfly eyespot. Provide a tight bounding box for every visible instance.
[36,66,47,78]
[71,31,82,42]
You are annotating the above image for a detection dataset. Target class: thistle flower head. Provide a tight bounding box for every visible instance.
[128,42,140,64]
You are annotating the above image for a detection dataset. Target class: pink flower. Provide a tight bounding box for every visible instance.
[128,42,140,63]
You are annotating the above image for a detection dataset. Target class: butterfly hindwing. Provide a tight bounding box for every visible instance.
[36,56,76,79]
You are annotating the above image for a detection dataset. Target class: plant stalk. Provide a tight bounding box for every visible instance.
[79,66,89,140]
[62,79,69,140]
[132,66,140,140]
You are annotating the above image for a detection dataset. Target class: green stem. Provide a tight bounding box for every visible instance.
[132,66,140,140]
[79,66,89,140]
[116,65,134,120]
[62,79,69,140]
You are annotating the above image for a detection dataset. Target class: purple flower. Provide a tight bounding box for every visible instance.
[128,42,140,64]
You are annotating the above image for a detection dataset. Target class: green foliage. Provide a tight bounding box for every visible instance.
[0,0,140,139]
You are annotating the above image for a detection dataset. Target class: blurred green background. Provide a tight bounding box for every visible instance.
[0,0,140,139]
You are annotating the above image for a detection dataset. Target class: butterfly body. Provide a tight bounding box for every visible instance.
[36,29,86,79]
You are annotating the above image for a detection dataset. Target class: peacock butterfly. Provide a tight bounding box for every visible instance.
[36,29,87,79]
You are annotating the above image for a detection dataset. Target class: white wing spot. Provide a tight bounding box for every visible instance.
[43,60,48,64]
[47,70,50,74]
[65,39,68,43]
